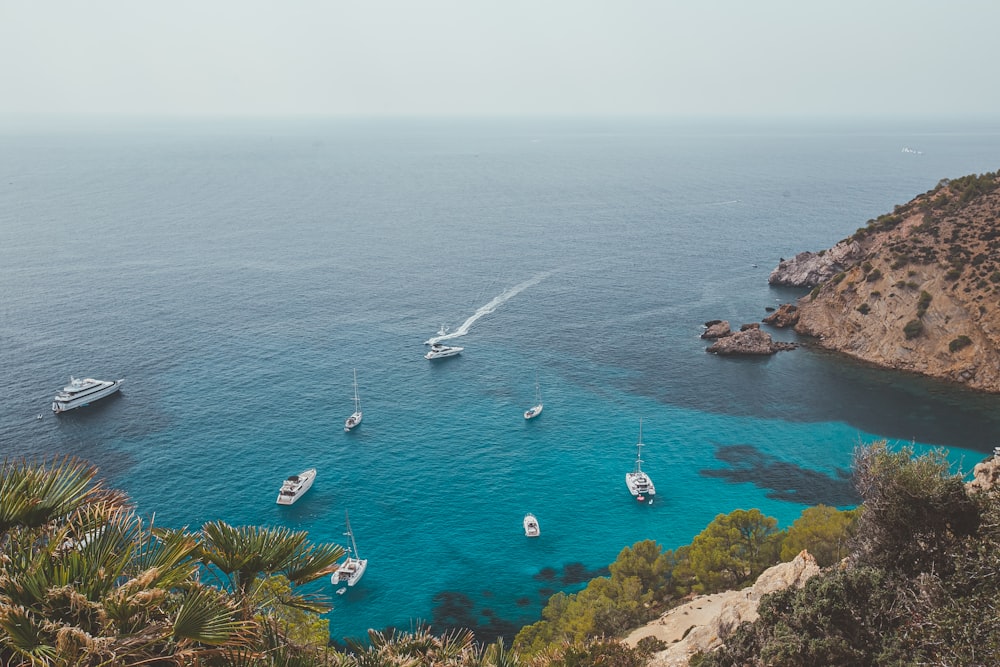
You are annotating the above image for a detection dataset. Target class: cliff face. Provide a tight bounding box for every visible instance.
[779,172,1000,393]
[625,551,821,666]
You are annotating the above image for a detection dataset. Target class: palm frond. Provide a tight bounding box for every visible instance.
[172,586,253,646]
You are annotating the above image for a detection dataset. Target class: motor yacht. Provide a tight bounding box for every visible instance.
[425,343,463,360]
[276,468,316,505]
[52,377,124,413]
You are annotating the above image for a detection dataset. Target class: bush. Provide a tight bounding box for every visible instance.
[865,268,882,283]
[949,335,972,352]
[856,303,870,315]
[916,290,932,317]
[903,319,923,339]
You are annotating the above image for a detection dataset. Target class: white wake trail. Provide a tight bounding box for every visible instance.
[426,271,553,345]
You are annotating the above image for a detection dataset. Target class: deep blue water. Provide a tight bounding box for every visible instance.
[2,116,1000,642]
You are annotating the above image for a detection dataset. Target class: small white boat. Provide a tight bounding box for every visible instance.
[331,511,368,587]
[523,513,540,537]
[344,369,362,432]
[624,420,655,502]
[524,374,543,420]
[52,376,124,413]
[275,468,316,505]
[425,343,463,360]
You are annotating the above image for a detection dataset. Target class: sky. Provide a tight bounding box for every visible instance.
[2,0,999,117]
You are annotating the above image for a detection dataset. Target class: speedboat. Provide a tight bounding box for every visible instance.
[276,468,316,505]
[625,420,656,502]
[425,343,463,360]
[523,513,540,537]
[331,511,368,586]
[52,377,124,413]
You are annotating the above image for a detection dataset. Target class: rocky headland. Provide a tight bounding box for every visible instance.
[768,170,1000,393]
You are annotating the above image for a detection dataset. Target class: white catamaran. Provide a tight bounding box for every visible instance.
[331,511,368,587]
[624,419,656,503]
[344,369,362,432]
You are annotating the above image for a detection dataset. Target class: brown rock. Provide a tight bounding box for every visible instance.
[763,303,799,328]
[701,320,731,339]
[706,327,797,355]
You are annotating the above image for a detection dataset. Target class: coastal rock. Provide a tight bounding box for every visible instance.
[701,320,731,339]
[762,303,799,328]
[967,451,1000,495]
[706,327,797,355]
[626,551,821,666]
[768,240,864,287]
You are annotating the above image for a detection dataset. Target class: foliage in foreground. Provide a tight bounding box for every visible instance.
[694,442,1000,666]
[514,505,856,658]
[0,456,344,666]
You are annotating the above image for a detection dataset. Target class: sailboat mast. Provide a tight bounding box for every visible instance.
[345,511,359,557]
[352,369,360,411]
[636,419,644,472]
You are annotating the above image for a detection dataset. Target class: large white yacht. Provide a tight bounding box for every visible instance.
[424,343,463,360]
[276,468,316,505]
[331,511,368,586]
[51,377,124,413]
[625,420,656,502]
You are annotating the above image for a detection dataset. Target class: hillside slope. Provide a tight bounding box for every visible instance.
[774,171,1000,392]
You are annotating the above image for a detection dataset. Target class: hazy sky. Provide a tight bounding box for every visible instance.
[2,0,998,117]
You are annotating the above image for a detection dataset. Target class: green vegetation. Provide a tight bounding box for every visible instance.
[856,303,870,315]
[695,442,1000,667]
[903,318,923,339]
[949,335,972,352]
[0,456,344,666]
[8,442,1000,666]
[916,290,932,317]
[514,507,854,659]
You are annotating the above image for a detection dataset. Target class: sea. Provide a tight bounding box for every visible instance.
[2,115,1000,643]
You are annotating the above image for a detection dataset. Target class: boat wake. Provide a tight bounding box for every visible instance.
[426,271,553,344]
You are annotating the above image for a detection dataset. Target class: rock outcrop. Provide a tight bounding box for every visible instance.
[701,320,731,339]
[706,325,797,355]
[780,172,1000,393]
[967,449,1000,495]
[626,551,821,666]
[762,303,799,328]
[768,240,864,287]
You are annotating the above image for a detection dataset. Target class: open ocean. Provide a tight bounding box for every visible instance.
[2,115,1000,643]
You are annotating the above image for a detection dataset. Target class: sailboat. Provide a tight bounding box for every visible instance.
[331,511,368,586]
[624,419,656,502]
[523,374,543,420]
[344,369,362,432]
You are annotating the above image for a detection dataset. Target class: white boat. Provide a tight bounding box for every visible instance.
[523,513,540,537]
[275,468,316,505]
[425,343,463,360]
[51,376,124,413]
[524,375,543,420]
[344,369,362,432]
[331,511,368,586]
[624,420,655,502]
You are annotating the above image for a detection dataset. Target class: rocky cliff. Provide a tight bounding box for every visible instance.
[625,551,821,666]
[772,171,1000,393]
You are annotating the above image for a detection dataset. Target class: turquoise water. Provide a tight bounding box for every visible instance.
[2,116,999,642]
